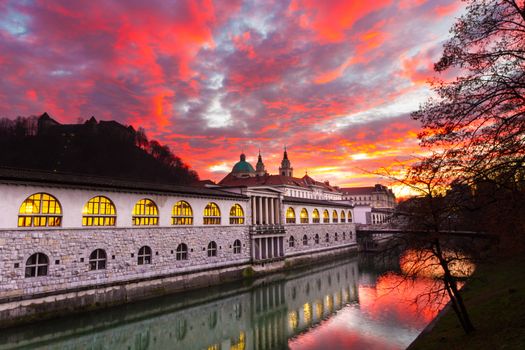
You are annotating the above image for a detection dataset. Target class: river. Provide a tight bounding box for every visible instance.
[0,253,448,350]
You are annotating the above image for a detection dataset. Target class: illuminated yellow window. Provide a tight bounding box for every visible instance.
[229,204,245,225]
[300,208,309,223]
[230,331,246,350]
[172,200,193,225]
[348,210,353,223]
[288,310,298,331]
[82,196,116,226]
[286,207,296,224]
[203,202,221,225]
[132,198,158,226]
[312,209,320,223]
[323,210,330,223]
[332,210,338,223]
[340,210,346,223]
[18,193,62,227]
[303,302,312,324]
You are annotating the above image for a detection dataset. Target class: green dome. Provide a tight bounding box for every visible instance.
[232,153,255,173]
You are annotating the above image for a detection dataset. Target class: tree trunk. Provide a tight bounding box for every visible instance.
[434,238,476,333]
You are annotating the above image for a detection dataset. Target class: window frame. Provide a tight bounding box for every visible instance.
[312,209,320,223]
[89,249,107,270]
[138,246,152,265]
[300,208,309,224]
[323,210,330,223]
[289,236,295,248]
[233,239,242,254]
[25,253,49,277]
[229,204,245,225]
[203,203,221,225]
[286,207,296,224]
[18,193,62,228]
[82,196,116,226]
[176,243,188,261]
[172,200,194,225]
[132,198,159,226]
[207,241,218,257]
[302,235,308,246]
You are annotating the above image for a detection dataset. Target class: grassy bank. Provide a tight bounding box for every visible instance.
[410,255,525,349]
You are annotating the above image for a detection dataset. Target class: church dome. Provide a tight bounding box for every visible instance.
[232,153,255,174]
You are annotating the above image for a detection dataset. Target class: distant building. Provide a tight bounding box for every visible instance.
[340,185,396,224]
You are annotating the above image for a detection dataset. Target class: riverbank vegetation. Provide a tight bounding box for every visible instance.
[410,255,525,349]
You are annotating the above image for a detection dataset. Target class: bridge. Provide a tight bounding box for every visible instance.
[355,225,497,252]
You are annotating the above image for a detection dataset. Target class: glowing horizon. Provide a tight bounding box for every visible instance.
[0,0,465,195]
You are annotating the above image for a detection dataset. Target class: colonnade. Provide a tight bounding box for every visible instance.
[253,237,284,260]
[251,196,281,225]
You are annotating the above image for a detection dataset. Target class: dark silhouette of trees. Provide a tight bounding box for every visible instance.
[0,113,199,185]
[390,0,525,335]
[413,0,525,192]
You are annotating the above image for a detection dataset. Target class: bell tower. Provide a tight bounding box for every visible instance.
[279,147,293,177]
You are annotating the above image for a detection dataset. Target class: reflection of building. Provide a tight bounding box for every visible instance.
[0,258,360,350]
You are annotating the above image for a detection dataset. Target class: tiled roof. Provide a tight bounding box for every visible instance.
[0,167,248,200]
[339,186,376,195]
[219,173,340,192]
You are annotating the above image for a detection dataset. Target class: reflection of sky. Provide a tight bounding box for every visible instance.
[289,274,447,350]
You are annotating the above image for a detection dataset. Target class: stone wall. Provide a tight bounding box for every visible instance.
[0,225,251,301]
[283,223,356,257]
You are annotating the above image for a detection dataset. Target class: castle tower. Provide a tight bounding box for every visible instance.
[279,147,293,177]
[255,150,267,177]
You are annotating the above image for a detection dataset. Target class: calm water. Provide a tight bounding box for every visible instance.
[0,254,446,350]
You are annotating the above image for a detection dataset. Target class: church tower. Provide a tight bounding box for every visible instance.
[255,150,267,177]
[279,147,293,177]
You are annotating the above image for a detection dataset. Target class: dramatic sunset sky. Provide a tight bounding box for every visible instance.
[0,0,464,193]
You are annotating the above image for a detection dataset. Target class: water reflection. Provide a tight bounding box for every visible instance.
[0,255,446,350]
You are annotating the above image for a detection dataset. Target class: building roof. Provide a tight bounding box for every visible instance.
[231,153,255,174]
[0,167,248,200]
[340,184,393,195]
[219,173,340,192]
[282,196,353,208]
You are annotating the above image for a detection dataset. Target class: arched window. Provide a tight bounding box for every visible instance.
[289,236,295,247]
[286,207,296,224]
[132,198,158,226]
[300,208,309,224]
[233,239,241,254]
[323,210,330,223]
[312,209,320,223]
[335,232,338,241]
[176,243,188,260]
[348,210,353,223]
[343,232,346,240]
[340,210,346,223]
[229,204,245,225]
[18,193,62,227]
[89,249,107,270]
[314,234,320,244]
[208,241,217,257]
[303,235,308,245]
[325,233,330,242]
[138,246,152,265]
[332,210,338,223]
[25,253,49,277]
[82,196,116,226]
[172,201,193,225]
[204,203,221,225]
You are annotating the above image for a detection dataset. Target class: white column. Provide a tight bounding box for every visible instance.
[263,197,268,225]
[258,196,262,225]
[269,198,274,225]
[269,237,273,258]
[275,198,280,225]
[252,197,256,226]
